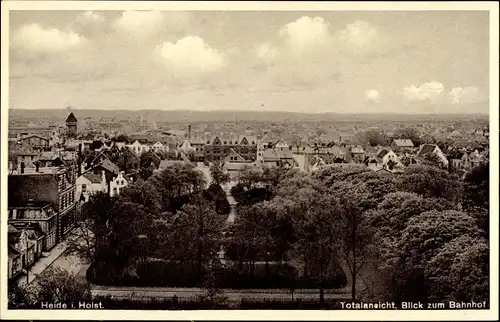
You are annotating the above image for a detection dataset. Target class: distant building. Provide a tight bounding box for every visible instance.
[66,112,78,139]
[391,139,415,149]
[204,135,257,162]
[140,150,162,169]
[17,134,51,149]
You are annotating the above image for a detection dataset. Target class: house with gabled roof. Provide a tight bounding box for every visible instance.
[224,148,247,162]
[140,150,162,169]
[76,171,107,202]
[417,144,448,167]
[204,134,257,162]
[391,139,415,149]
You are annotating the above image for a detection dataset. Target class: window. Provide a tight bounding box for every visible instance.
[113,187,117,193]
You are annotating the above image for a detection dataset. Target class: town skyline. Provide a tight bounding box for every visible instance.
[9,10,490,114]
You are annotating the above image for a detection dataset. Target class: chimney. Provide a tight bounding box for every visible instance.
[188,125,192,141]
[78,142,82,176]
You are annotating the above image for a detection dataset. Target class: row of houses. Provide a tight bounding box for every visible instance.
[7,164,79,279]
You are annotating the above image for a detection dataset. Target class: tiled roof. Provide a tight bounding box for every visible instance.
[99,159,120,175]
[261,149,294,161]
[82,171,103,184]
[393,139,414,147]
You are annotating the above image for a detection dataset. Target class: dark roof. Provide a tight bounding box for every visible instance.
[376,149,389,158]
[66,112,78,123]
[418,144,437,156]
[99,159,120,175]
[9,245,21,258]
[8,173,59,211]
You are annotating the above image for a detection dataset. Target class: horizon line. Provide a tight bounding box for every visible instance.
[8,108,490,116]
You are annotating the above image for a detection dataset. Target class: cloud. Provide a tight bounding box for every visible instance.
[449,86,481,104]
[365,89,380,103]
[256,43,279,62]
[76,11,105,25]
[403,81,444,102]
[156,36,225,73]
[279,16,331,53]
[11,24,86,58]
[113,11,164,37]
[338,20,378,49]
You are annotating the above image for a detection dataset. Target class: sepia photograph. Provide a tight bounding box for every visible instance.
[1,1,498,320]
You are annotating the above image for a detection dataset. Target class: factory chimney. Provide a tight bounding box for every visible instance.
[188,124,192,141]
[78,142,82,177]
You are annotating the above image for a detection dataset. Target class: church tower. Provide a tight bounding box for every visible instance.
[65,112,78,138]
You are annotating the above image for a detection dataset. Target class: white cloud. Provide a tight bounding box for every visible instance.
[256,43,279,62]
[449,86,481,104]
[365,89,380,103]
[156,36,225,72]
[403,81,444,102]
[338,20,378,49]
[76,11,105,25]
[280,16,331,52]
[11,24,86,57]
[113,11,164,37]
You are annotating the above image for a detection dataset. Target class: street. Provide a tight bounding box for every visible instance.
[15,228,90,288]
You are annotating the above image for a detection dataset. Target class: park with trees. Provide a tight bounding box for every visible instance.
[9,157,489,309]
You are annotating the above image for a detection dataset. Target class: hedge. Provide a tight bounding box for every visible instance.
[87,261,347,289]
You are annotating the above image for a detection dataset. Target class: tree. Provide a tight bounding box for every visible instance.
[396,165,463,203]
[393,210,482,303]
[394,127,421,146]
[111,134,129,142]
[210,162,230,186]
[175,194,227,276]
[225,204,273,277]
[425,235,489,302]
[28,267,90,306]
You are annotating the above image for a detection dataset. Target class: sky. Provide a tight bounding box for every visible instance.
[8,10,490,114]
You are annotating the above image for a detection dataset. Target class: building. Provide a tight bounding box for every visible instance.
[140,150,162,169]
[76,171,107,202]
[391,139,415,150]
[127,140,150,156]
[350,145,366,163]
[110,172,129,197]
[204,135,257,162]
[8,164,78,243]
[86,159,120,186]
[66,112,78,139]
[121,148,141,173]
[417,144,449,167]
[8,244,23,279]
[257,149,298,168]
[17,134,51,149]
[151,141,169,154]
